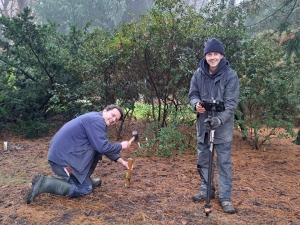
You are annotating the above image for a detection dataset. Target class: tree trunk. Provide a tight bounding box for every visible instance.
[17,0,27,13]
[293,129,300,145]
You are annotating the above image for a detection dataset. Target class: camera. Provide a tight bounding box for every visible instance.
[201,99,225,112]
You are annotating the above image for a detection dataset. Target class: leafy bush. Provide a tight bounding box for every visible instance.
[13,118,50,139]
[134,103,196,157]
[237,35,299,149]
[0,0,299,153]
[139,122,194,157]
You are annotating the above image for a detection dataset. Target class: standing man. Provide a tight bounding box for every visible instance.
[188,38,239,214]
[26,104,132,204]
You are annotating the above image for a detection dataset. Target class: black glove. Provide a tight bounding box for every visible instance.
[204,117,221,129]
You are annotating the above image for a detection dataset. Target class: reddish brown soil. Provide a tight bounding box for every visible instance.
[0,121,300,225]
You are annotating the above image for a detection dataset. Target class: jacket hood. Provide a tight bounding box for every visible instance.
[200,57,228,78]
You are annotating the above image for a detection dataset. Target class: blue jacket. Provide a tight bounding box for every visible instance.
[48,111,122,183]
[188,58,239,144]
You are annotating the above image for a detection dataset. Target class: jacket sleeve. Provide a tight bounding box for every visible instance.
[218,70,239,124]
[103,152,120,162]
[188,69,201,110]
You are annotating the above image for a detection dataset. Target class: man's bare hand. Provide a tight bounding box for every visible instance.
[196,101,206,114]
[117,158,134,170]
[121,141,131,149]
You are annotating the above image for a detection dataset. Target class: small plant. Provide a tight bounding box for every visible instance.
[133,103,152,121]
[141,122,191,157]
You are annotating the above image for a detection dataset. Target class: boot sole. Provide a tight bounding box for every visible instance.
[26,174,44,204]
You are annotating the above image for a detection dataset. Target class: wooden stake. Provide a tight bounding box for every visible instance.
[125,158,133,187]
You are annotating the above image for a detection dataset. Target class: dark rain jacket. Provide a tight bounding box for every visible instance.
[48,111,122,184]
[188,57,239,144]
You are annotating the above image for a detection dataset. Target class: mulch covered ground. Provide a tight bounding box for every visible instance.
[0,121,300,225]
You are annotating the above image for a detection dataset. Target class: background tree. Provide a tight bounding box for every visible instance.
[0,8,92,137]
[29,0,154,33]
[241,0,300,59]
[238,0,300,147]
[0,0,27,17]
[116,0,246,127]
[237,33,299,149]
[121,0,154,23]
[62,27,141,139]
[0,0,299,152]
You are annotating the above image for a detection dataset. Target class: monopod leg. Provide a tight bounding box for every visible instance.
[204,129,215,216]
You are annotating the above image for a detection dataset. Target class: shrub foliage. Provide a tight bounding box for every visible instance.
[0,0,299,152]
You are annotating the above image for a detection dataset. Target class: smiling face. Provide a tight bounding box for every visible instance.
[205,52,224,74]
[102,108,121,126]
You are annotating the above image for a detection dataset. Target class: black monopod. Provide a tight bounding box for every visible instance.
[201,99,225,216]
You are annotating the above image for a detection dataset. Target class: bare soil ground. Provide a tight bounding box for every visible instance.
[0,120,300,225]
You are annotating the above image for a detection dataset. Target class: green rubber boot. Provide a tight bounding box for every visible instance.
[26,174,71,204]
[88,160,102,188]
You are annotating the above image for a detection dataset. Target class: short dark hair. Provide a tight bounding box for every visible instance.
[105,104,124,121]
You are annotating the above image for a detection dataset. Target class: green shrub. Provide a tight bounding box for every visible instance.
[13,118,50,139]
[138,121,195,157]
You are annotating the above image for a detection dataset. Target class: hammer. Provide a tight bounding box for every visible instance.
[129,131,138,144]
